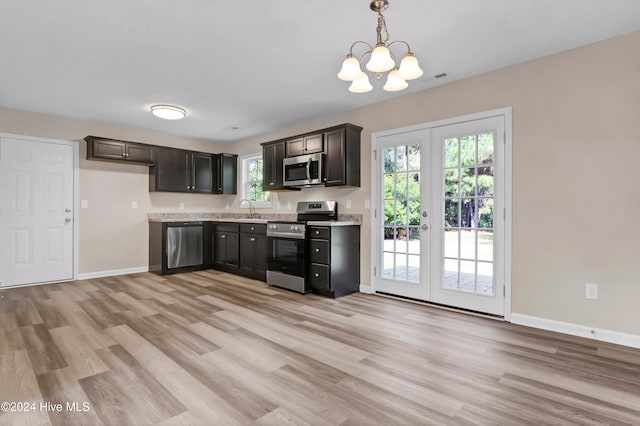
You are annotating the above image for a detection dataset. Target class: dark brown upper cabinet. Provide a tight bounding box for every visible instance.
[85,136,155,165]
[150,147,213,193]
[261,123,362,189]
[261,140,287,191]
[285,133,323,157]
[212,153,238,194]
[324,124,362,187]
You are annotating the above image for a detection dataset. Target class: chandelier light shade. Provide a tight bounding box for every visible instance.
[337,0,423,93]
[338,54,365,81]
[150,104,186,120]
[383,68,409,92]
[349,74,374,93]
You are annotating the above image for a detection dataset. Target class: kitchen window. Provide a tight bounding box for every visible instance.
[241,153,271,207]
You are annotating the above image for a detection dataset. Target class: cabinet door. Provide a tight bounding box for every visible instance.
[193,153,213,193]
[91,139,126,160]
[213,154,238,194]
[325,128,346,186]
[239,233,255,275]
[303,134,323,154]
[154,148,191,192]
[286,137,305,157]
[225,232,239,268]
[254,234,268,280]
[213,232,227,266]
[262,141,286,191]
[126,142,154,164]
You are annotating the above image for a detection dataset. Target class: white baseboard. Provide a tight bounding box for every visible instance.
[359,284,373,294]
[77,266,149,280]
[511,313,640,349]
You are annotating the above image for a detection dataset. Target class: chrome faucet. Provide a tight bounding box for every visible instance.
[239,198,255,219]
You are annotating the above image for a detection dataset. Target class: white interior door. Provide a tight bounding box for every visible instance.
[373,113,508,317]
[0,136,75,287]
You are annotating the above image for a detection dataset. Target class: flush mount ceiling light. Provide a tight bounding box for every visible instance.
[150,104,186,120]
[338,0,423,93]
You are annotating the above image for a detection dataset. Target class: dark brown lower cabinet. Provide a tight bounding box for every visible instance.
[210,222,239,273]
[309,225,360,298]
[239,223,268,281]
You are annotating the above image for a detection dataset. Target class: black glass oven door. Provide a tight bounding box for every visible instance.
[268,237,306,278]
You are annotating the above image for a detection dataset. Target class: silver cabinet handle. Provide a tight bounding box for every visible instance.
[221,235,226,239]
[250,238,256,242]
[315,273,319,278]
[315,230,320,235]
[270,182,275,186]
[315,248,320,252]
[250,227,255,231]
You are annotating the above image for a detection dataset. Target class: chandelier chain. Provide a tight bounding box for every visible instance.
[376,12,390,45]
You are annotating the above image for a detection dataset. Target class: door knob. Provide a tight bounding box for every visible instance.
[65,218,72,223]
[422,211,428,217]
[421,224,428,230]
[65,208,71,213]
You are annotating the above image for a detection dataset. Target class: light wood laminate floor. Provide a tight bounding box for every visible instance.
[1,270,639,425]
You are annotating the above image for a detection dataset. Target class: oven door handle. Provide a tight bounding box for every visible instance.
[306,157,312,182]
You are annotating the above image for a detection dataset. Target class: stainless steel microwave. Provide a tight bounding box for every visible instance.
[283,153,324,187]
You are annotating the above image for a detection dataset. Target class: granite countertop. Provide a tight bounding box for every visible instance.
[306,221,361,227]
[148,212,362,225]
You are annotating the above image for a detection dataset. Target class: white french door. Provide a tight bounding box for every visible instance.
[0,135,76,287]
[373,111,509,316]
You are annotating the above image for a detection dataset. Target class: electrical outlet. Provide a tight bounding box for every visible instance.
[131,201,138,209]
[585,283,598,300]
[346,199,352,209]
[364,199,371,209]
[81,200,89,209]
[179,202,185,210]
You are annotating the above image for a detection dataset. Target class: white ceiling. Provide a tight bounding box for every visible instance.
[1,0,639,143]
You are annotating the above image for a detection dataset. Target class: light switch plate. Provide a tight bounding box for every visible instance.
[346,199,352,209]
[585,283,598,300]
[179,202,185,210]
[81,200,88,209]
[131,201,138,209]
[364,199,371,209]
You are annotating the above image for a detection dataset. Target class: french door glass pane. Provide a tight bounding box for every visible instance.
[383,145,420,282]
[442,131,495,296]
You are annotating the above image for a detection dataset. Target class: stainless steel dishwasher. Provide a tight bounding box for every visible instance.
[166,222,203,269]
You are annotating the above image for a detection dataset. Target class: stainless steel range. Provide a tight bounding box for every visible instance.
[266,201,337,293]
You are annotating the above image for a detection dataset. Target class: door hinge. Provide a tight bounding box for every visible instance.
[503,208,506,221]
[374,150,377,160]
[374,267,377,276]
[374,209,377,218]
[504,131,506,143]
[503,286,506,297]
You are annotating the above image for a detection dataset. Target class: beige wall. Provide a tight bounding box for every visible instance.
[1,31,639,336]
[0,109,230,273]
[230,32,640,335]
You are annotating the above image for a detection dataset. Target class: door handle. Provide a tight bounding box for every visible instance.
[421,224,428,230]
[306,157,312,181]
[65,218,72,223]
[65,208,71,213]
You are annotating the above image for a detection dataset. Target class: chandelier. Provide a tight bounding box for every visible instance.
[338,0,423,93]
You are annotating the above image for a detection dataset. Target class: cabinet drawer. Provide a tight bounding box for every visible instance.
[214,222,239,233]
[309,239,330,264]
[309,226,330,240]
[309,263,330,291]
[240,223,266,235]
